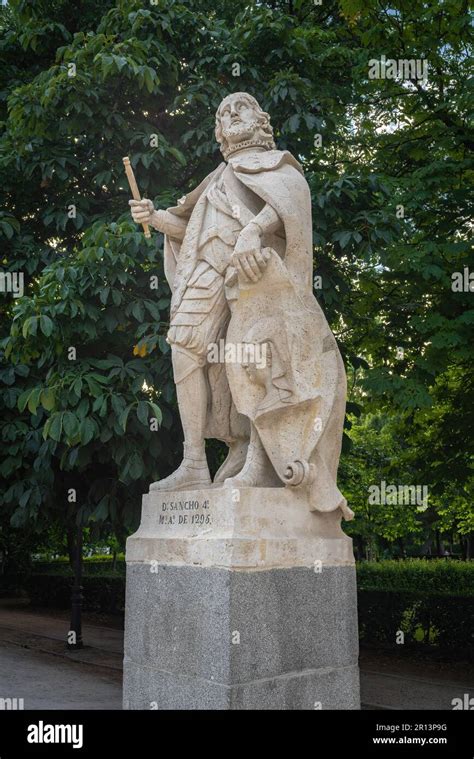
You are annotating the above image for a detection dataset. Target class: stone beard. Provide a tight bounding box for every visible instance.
[141,92,352,521]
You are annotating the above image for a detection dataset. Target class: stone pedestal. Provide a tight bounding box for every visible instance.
[123,486,360,710]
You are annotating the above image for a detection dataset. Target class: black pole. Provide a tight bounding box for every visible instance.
[68,524,83,649]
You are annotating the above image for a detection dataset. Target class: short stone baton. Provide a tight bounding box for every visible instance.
[123,156,151,239]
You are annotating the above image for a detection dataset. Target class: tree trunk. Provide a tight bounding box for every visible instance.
[467,533,474,560]
[397,537,405,558]
[435,529,443,557]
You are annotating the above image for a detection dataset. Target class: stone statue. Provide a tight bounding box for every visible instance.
[124,94,360,711]
[129,92,353,521]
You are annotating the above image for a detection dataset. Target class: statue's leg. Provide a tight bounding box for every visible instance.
[149,346,211,492]
[150,260,253,491]
[223,422,281,488]
[213,439,249,483]
[151,260,243,491]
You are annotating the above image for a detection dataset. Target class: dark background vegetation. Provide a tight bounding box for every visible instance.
[0,0,472,654]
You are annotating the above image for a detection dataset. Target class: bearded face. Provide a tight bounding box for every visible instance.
[219,96,260,145]
[215,93,275,158]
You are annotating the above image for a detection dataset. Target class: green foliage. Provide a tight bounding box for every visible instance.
[0,0,472,557]
[0,217,180,534]
[357,560,474,656]
[358,590,473,656]
[33,558,126,575]
[341,410,474,558]
[357,559,474,596]
[23,572,125,614]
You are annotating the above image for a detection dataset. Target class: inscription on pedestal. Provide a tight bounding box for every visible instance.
[158,498,212,529]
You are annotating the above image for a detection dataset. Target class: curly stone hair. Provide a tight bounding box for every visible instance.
[215,92,276,158]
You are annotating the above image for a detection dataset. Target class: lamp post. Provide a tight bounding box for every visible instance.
[68,524,83,650]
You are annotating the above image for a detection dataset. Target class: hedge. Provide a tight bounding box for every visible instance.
[357,559,474,596]
[0,559,125,612]
[357,560,474,658]
[32,559,126,576]
[24,573,125,615]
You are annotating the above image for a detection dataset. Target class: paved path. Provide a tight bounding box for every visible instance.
[0,605,123,654]
[0,643,122,710]
[361,669,474,710]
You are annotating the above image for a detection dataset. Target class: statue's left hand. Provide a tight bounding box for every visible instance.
[232,224,270,283]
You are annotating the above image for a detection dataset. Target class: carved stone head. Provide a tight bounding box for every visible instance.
[215,92,276,160]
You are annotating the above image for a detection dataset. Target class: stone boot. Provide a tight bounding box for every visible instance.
[150,444,211,492]
[223,439,281,488]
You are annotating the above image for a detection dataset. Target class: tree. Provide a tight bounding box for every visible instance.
[0,0,472,562]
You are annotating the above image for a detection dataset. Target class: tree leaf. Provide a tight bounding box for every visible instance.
[136,400,149,425]
[49,412,64,442]
[40,388,55,411]
[39,314,54,336]
[18,389,32,413]
[119,405,132,432]
[79,417,96,445]
[27,387,42,414]
[63,411,79,439]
